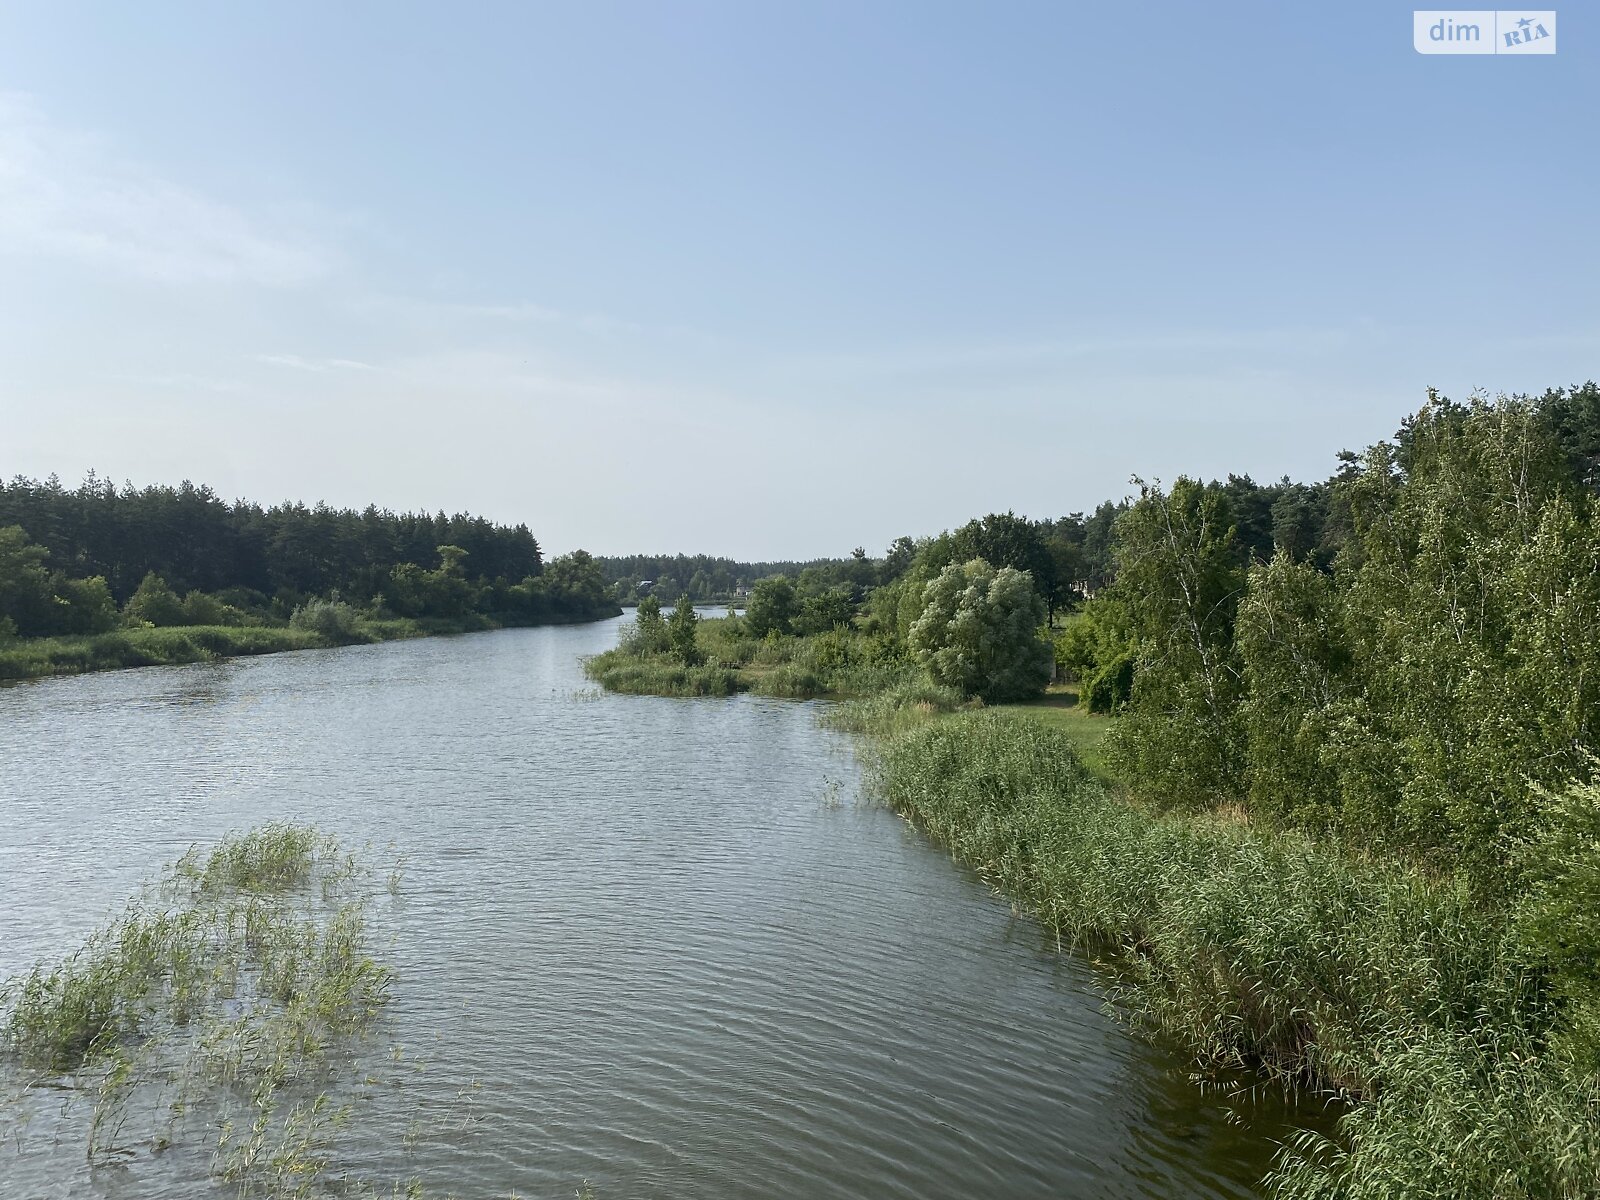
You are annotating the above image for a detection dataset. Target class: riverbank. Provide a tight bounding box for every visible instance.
[0,617,1279,1200]
[859,706,1600,1197]
[583,615,926,700]
[588,613,1600,1197]
[0,608,620,682]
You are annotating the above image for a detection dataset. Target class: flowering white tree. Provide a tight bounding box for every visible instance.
[909,558,1051,702]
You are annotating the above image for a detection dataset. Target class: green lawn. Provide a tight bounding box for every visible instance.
[997,684,1116,781]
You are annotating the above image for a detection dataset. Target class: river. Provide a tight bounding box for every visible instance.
[0,614,1311,1198]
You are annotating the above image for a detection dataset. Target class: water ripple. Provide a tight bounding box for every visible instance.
[0,618,1300,1199]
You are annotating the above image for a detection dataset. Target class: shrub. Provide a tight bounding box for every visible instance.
[751,664,826,698]
[123,572,186,628]
[288,597,364,644]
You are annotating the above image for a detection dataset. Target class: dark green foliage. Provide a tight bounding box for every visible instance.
[383,545,473,619]
[1235,554,1350,828]
[1054,600,1136,713]
[881,536,916,582]
[289,597,365,644]
[1270,482,1332,565]
[0,526,120,636]
[534,550,612,619]
[0,626,323,681]
[629,593,670,654]
[50,575,119,635]
[0,474,542,602]
[950,511,1060,614]
[123,571,187,627]
[0,476,616,674]
[791,585,855,635]
[968,383,1600,895]
[1096,386,1600,885]
[668,595,703,666]
[1106,477,1247,809]
[1512,775,1600,1074]
[745,576,796,638]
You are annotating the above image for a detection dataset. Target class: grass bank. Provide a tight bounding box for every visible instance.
[0,625,325,681]
[0,609,616,683]
[998,683,1115,780]
[862,708,1597,1198]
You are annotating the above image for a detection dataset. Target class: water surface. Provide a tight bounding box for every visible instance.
[0,616,1307,1197]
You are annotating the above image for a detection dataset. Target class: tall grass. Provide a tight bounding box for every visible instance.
[867,710,1598,1197]
[585,655,742,696]
[0,625,325,681]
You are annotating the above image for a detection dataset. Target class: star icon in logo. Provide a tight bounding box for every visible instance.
[1517,16,1534,28]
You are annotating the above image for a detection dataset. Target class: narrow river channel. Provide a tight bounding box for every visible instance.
[0,614,1313,1198]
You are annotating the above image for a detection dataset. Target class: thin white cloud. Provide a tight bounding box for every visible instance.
[251,354,377,372]
[0,92,329,286]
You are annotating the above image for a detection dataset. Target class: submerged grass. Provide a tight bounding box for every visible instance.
[866,709,1600,1198]
[0,826,583,1198]
[0,825,398,1195]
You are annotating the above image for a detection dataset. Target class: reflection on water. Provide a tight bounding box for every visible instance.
[0,618,1305,1198]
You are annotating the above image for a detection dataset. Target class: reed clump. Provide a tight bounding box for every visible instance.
[585,657,743,697]
[867,709,1599,1198]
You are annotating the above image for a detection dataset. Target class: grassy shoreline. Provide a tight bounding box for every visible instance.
[0,609,619,684]
[860,709,1586,1195]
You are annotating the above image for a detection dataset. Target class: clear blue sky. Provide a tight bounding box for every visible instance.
[1,2,1593,558]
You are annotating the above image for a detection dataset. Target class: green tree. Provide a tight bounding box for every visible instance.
[909,558,1051,702]
[630,593,670,654]
[951,512,1061,619]
[52,575,119,635]
[0,526,58,636]
[539,550,612,618]
[124,571,187,628]
[1235,552,1349,827]
[1106,477,1246,809]
[745,576,796,638]
[668,595,703,666]
[881,536,916,583]
[1055,597,1135,713]
[792,586,855,635]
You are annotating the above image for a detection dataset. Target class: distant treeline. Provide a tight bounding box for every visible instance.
[595,554,854,604]
[0,475,615,641]
[0,475,543,602]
